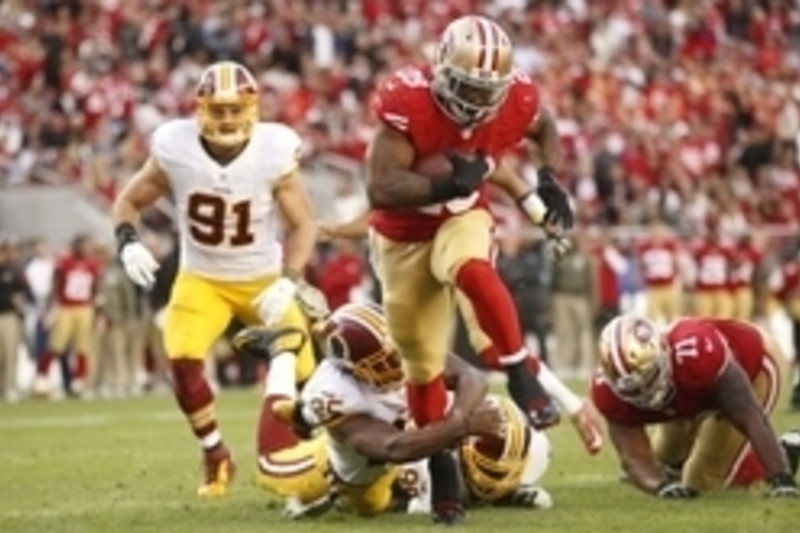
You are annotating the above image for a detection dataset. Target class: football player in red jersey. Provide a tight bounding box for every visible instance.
[33,234,102,397]
[364,16,574,522]
[592,314,799,498]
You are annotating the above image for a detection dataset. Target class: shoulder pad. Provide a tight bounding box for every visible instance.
[255,122,303,175]
[149,119,196,169]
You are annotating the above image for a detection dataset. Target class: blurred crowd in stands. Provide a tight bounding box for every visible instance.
[2,0,800,404]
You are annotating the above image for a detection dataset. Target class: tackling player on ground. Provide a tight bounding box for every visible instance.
[319,207,603,457]
[233,302,554,518]
[365,16,574,522]
[592,314,799,498]
[111,61,324,498]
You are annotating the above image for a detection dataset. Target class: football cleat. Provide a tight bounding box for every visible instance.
[506,365,560,430]
[231,326,307,361]
[506,485,554,509]
[431,501,465,526]
[780,430,800,477]
[197,445,236,498]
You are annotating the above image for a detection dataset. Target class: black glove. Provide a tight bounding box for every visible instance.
[655,480,699,499]
[537,165,574,229]
[231,326,307,361]
[767,472,800,497]
[430,152,491,202]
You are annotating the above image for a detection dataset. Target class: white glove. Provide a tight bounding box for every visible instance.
[120,242,159,289]
[253,277,297,326]
[295,280,330,320]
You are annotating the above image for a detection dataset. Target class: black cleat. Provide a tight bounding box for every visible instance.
[429,451,464,525]
[231,326,307,361]
[506,363,560,429]
[432,501,465,525]
[780,430,800,477]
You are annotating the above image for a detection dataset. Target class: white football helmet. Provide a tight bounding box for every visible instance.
[194,61,259,147]
[431,16,514,127]
[598,314,674,409]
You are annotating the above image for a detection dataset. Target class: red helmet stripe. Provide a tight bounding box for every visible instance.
[474,17,488,72]
[487,21,502,71]
[609,317,633,377]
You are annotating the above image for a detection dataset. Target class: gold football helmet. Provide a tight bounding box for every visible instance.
[194,61,259,147]
[598,314,674,409]
[432,15,514,127]
[459,395,531,502]
[313,302,404,390]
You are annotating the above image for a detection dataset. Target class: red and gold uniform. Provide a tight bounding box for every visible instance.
[690,239,733,318]
[637,237,681,323]
[592,318,782,489]
[35,248,102,384]
[728,239,762,320]
[369,64,539,386]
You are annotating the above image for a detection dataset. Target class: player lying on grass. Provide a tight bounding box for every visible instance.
[233,301,554,518]
[319,206,603,457]
[592,313,800,498]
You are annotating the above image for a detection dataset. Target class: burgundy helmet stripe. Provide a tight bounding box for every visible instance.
[473,17,488,72]
[487,20,502,72]
[608,317,633,377]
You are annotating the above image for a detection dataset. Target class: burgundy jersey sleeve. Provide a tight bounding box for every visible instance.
[668,319,729,389]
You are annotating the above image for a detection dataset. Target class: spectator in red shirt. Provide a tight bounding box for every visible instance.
[315,239,366,310]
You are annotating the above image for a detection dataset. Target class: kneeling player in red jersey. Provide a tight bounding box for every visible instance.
[592,314,799,498]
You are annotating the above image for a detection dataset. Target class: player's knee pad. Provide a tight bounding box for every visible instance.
[232,325,308,361]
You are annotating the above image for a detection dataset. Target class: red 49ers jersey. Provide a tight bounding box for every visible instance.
[729,243,761,289]
[369,64,540,241]
[636,238,679,287]
[691,240,733,290]
[54,254,101,306]
[591,318,772,426]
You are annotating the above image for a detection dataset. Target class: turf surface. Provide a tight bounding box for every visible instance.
[2,386,799,533]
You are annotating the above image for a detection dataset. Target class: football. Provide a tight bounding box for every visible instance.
[412,152,454,179]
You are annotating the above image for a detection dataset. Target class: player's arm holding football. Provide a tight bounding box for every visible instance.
[326,354,500,464]
[711,359,798,496]
[111,157,170,288]
[366,125,492,209]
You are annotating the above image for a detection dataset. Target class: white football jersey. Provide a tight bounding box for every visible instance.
[150,119,302,281]
[300,360,408,485]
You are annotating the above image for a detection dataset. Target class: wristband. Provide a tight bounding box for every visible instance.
[518,191,547,225]
[114,222,139,255]
[282,267,302,282]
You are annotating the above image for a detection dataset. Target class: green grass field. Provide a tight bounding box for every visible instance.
[2,387,799,533]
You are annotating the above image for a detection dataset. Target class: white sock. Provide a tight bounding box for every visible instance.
[265,352,297,400]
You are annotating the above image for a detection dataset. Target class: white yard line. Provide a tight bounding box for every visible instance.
[2,408,257,429]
